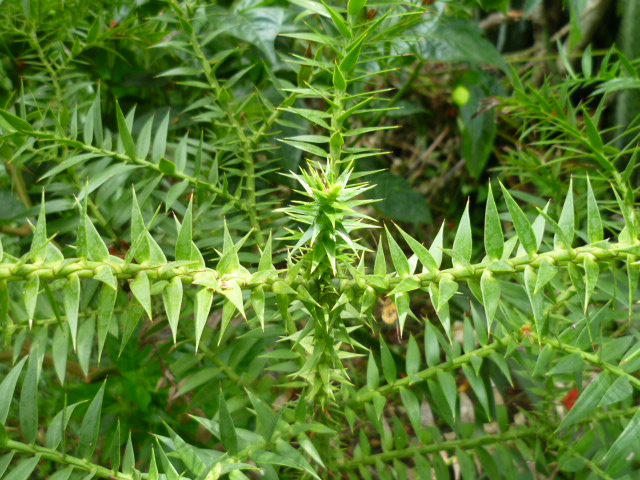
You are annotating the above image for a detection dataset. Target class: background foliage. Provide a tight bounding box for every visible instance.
[1,0,640,478]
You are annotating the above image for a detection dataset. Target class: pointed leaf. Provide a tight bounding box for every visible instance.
[367,350,379,389]
[162,277,183,343]
[395,223,438,273]
[194,287,214,352]
[374,238,386,275]
[60,276,80,355]
[600,376,632,406]
[484,184,503,260]
[152,110,170,163]
[130,271,152,320]
[24,274,39,327]
[79,381,106,459]
[583,255,599,312]
[137,114,154,160]
[116,101,136,160]
[4,455,41,480]
[84,214,109,262]
[555,179,574,249]
[258,233,274,272]
[123,432,135,475]
[0,356,28,424]
[320,0,351,38]
[348,0,367,15]
[499,183,537,256]
[221,279,245,319]
[436,371,457,420]
[148,447,159,480]
[534,258,557,295]
[45,401,85,450]
[524,266,544,340]
[406,335,421,377]
[0,108,34,132]
[480,271,499,329]
[77,316,95,377]
[385,225,410,276]
[461,365,491,419]
[94,265,117,291]
[30,195,49,263]
[52,325,68,385]
[380,337,396,385]
[452,200,472,265]
[19,352,39,444]
[119,304,143,357]
[586,176,603,243]
[97,283,117,362]
[559,372,611,430]
[155,439,180,480]
[176,199,193,261]
[250,286,265,330]
[219,390,239,456]
[605,405,640,461]
[437,275,458,312]
[340,35,365,73]
[429,222,444,268]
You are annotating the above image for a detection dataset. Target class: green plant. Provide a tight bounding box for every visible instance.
[1,1,640,479]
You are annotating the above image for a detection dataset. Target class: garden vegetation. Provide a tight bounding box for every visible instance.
[1,0,640,478]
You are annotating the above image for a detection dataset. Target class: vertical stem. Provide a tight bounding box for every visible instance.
[170,0,265,244]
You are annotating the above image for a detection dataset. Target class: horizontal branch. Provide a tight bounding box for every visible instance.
[355,337,508,405]
[2,438,139,480]
[337,426,539,470]
[24,129,245,212]
[541,336,640,391]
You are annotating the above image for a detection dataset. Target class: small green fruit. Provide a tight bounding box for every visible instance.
[452,86,471,107]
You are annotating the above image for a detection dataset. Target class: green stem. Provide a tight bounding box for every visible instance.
[27,29,64,104]
[337,427,538,470]
[540,336,640,391]
[2,439,139,480]
[22,130,245,213]
[356,336,507,404]
[198,342,241,383]
[170,0,265,244]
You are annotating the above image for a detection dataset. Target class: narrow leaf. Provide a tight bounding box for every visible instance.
[175,198,193,261]
[219,390,239,456]
[130,271,152,320]
[480,271,499,330]
[63,273,80,352]
[0,356,28,424]
[380,337,396,385]
[116,100,137,160]
[583,255,599,312]
[19,352,39,444]
[52,325,68,385]
[194,288,214,352]
[429,222,445,268]
[605,406,640,461]
[162,277,183,343]
[24,274,39,328]
[484,183,503,259]
[499,182,537,256]
[586,176,603,243]
[452,200,472,265]
[97,283,117,362]
[4,455,41,480]
[395,223,438,273]
[555,178,574,249]
[79,381,106,459]
[559,372,611,430]
[385,225,410,276]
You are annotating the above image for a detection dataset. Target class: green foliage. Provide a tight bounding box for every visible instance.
[1,0,640,479]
